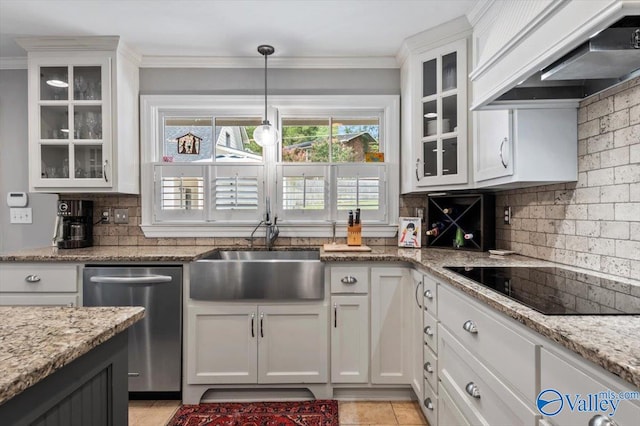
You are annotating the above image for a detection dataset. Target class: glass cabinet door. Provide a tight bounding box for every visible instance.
[416,39,466,186]
[37,62,107,185]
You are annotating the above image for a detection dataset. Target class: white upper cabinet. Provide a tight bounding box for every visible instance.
[474,108,577,188]
[400,17,472,193]
[17,36,140,194]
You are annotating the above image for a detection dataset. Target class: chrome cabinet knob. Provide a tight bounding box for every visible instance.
[424,289,433,299]
[465,382,481,398]
[341,276,357,284]
[424,326,433,336]
[25,274,41,283]
[424,397,433,410]
[589,415,619,426]
[463,320,478,334]
[424,362,433,373]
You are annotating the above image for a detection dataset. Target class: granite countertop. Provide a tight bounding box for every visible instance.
[0,306,144,405]
[322,246,640,389]
[2,244,639,388]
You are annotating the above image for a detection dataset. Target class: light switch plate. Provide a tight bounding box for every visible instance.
[114,208,129,224]
[10,207,32,224]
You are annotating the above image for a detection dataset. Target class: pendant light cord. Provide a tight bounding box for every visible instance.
[263,52,268,124]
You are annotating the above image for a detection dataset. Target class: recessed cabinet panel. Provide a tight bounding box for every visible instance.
[40,106,69,140]
[422,141,437,178]
[73,66,101,101]
[442,138,458,175]
[40,145,69,179]
[422,59,437,97]
[40,66,68,100]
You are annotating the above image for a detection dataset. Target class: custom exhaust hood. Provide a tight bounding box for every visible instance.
[494,16,640,104]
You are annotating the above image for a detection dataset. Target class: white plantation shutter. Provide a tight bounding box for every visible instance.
[277,164,329,220]
[211,164,264,221]
[334,164,386,222]
[154,164,206,222]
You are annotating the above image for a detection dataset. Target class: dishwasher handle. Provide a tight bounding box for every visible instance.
[89,275,173,284]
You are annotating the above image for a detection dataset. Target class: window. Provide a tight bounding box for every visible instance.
[140,95,399,237]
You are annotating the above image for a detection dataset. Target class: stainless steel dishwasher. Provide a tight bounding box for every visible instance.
[83,265,182,394]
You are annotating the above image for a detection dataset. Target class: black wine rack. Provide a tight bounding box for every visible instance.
[425,193,495,251]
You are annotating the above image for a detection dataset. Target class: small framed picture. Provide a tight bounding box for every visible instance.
[398,217,421,248]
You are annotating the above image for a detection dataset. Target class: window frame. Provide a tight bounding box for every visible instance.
[140,95,399,238]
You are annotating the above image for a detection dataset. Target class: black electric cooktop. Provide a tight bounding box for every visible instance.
[444,266,640,315]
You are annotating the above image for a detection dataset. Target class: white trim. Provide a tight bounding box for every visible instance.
[466,0,495,27]
[468,0,566,81]
[141,55,399,69]
[140,223,398,238]
[15,36,120,52]
[0,57,27,69]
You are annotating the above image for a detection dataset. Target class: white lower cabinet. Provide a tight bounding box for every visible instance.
[187,303,327,385]
[371,267,411,384]
[331,295,369,383]
[409,270,423,398]
[539,347,640,426]
[0,263,80,306]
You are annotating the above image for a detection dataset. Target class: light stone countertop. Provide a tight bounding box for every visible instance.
[2,244,639,388]
[0,306,145,405]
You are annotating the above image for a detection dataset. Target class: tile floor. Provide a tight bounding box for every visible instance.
[128,400,429,426]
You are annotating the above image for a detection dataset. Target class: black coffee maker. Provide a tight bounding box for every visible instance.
[54,200,93,249]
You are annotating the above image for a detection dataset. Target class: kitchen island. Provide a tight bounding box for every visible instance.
[0,306,144,425]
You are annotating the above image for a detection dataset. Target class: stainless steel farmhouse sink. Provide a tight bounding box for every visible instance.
[190,250,324,300]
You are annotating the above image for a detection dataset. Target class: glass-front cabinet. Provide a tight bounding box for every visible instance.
[20,36,140,193]
[34,60,110,185]
[401,37,468,192]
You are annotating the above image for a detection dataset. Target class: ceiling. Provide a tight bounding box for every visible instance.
[0,0,477,62]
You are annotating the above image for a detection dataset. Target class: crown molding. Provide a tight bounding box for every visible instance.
[396,15,472,66]
[15,35,120,52]
[466,0,495,27]
[0,57,27,70]
[140,55,399,69]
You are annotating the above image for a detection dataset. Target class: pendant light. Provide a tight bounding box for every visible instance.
[253,44,279,147]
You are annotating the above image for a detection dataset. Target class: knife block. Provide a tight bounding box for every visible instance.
[347,224,362,246]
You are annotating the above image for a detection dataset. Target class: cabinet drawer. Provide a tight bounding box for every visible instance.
[438,284,537,400]
[422,273,437,316]
[540,348,640,425]
[438,381,470,426]
[330,266,369,293]
[423,310,437,353]
[423,345,438,391]
[421,374,438,426]
[0,264,78,292]
[0,294,78,306]
[439,326,539,426]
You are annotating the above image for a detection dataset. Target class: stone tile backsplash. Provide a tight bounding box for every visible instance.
[64,193,429,248]
[495,77,640,279]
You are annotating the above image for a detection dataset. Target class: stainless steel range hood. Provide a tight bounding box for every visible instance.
[541,27,640,81]
[493,17,640,104]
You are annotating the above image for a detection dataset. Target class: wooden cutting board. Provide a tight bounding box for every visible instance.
[323,244,372,252]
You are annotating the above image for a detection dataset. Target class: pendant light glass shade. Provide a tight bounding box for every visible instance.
[253,122,279,147]
[254,44,278,147]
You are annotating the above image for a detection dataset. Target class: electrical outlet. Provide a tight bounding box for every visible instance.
[10,208,32,224]
[114,208,129,224]
[101,209,110,224]
[504,206,512,225]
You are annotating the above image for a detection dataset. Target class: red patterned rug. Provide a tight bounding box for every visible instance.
[167,400,339,426]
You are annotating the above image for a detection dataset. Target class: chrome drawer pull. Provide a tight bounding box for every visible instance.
[589,415,619,426]
[128,372,140,377]
[25,275,41,283]
[463,320,478,334]
[424,326,433,336]
[424,289,433,299]
[424,362,433,373]
[341,276,357,284]
[424,397,433,410]
[465,382,481,398]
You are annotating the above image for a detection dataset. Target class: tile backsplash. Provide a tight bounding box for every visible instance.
[495,77,640,279]
[65,193,428,247]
